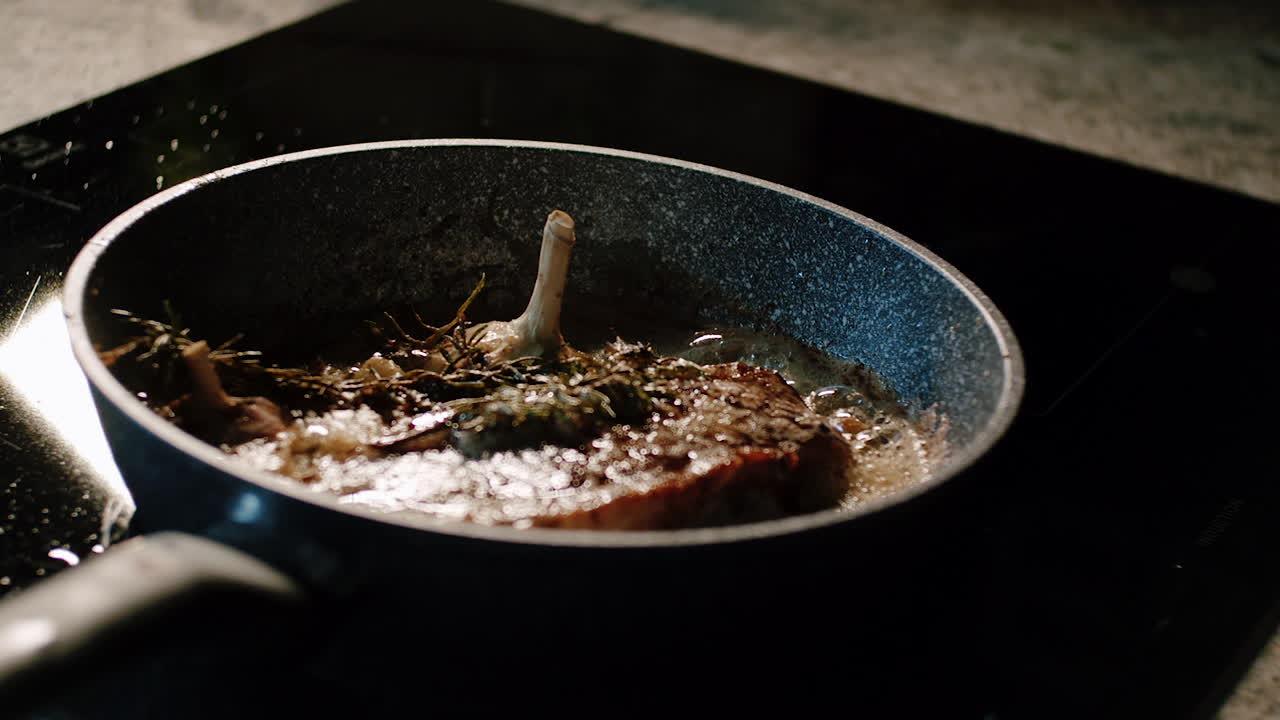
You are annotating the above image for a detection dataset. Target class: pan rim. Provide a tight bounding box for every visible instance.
[63,138,1025,549]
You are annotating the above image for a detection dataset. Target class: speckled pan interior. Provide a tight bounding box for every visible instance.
[83,141,1015,443]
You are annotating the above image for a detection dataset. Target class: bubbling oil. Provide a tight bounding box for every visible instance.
[634,323,945,510]
[229,307,944,522]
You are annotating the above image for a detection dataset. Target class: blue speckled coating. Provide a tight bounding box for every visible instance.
[65,140,1023,566]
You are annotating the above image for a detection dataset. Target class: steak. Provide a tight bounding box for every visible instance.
[535,361,853,529]
[241,353,853,529]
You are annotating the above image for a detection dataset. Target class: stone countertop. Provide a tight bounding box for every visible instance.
[1,1,1277,717]
[515,0,1280,205]
[0,0,340,133]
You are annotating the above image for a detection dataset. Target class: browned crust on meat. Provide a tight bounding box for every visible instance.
[533,363,854,529]
[536,433,850,529]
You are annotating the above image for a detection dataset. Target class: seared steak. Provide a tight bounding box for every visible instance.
[238,351,853,529]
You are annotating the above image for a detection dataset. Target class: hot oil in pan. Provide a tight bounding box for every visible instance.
[223,303,945,525]
[593,311,946,512]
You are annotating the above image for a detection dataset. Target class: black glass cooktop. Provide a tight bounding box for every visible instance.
[3,1,1279,717]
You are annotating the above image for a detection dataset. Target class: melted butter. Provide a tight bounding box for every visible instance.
[651,325,945,509]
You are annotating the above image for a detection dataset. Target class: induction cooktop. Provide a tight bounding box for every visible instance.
[2,2,1278,717]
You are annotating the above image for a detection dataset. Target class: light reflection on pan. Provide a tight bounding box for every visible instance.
[0,296,132,510]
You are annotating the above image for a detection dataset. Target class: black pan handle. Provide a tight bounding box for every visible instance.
[0,532,302,705]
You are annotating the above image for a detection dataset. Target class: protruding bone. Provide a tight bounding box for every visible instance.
[182,341,235,411]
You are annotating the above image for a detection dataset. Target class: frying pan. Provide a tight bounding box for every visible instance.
[0,140,1022,707]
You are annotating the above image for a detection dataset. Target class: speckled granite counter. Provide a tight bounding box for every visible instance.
[1,1,1277,716]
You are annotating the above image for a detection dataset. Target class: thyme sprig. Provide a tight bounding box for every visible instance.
[100,278,707,455]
